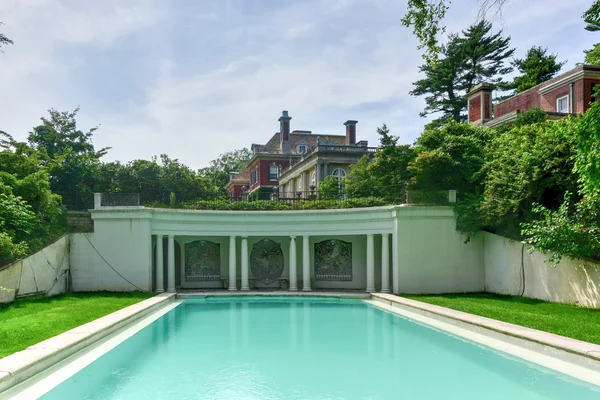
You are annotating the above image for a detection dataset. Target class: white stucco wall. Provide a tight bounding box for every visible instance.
[68,205,485,294]
[395,207,484,294]
[0,235,69,298]
[70,209,153,292]
[483,232,600,307]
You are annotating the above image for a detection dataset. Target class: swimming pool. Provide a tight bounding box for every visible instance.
[31,297,600,399]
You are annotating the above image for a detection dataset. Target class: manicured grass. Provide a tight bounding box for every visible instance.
[0,291,154,359]
[401,293,600,345]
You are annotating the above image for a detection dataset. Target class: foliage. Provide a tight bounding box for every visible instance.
[408,121,489,195]
[573,91,600,200]
[28,108,109,199]
[184,199,291,211]
[583,0,600,32]
[401,0,449,62]
[401,0,508,62]
[0,135,66,265]
[584,43,600,65]
[481,117,578,238]
[297,197,388,210]
[318,176,342,200]
[522,194,600,264]
[345,124,414,201]
[199,148,251,190]
[411,21,514,125]
[500,46,565,94]
[0,22,13,51]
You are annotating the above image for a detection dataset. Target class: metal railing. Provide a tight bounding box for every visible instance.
[281,144,378,175]
[60,187,456,211]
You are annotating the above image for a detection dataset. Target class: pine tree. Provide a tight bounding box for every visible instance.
[501,46,565,94]
[411,21,514,125]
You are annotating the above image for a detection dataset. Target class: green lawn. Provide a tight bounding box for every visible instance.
[402,293,600,345]
[0,291,154,359]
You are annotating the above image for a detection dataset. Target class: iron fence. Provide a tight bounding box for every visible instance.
[59,187,455,211]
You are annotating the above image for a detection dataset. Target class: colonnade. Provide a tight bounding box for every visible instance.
[155,233,392,293]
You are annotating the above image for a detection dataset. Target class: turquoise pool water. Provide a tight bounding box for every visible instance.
[41,298,599,400]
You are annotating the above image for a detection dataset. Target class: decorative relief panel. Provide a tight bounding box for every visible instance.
[185,241,221,281]
[315,240,352,281]
[250,239,284,284]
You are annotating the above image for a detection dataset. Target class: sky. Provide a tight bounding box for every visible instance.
[0,0,598,170]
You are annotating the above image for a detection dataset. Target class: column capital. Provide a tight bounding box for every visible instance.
[241,236,248,240]
[290,235,297,240]
[156,233,163,238]
[168,234,175,239]
[381,233,389,238]
[367,233,374,238]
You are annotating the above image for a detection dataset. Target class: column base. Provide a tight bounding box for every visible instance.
[289,287,298,291]
[380,289,391,294]
[156,289,164,293]
[241,287,250,291]
[302,288,312,292]
[366,288,375,293]
[167,288,176,293]
[228,287,238,291]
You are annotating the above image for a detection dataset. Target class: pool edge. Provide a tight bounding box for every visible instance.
[370,293,600,365]
[0,292,176,394]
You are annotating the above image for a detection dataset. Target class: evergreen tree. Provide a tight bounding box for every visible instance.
[583,0,600,32]
[411,21,514,125]
[501,46,565,94]
[0,22,13,51]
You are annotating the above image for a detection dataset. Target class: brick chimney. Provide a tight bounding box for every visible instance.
[467,83,496,125]
[279,110,292,153]
[344,120,358,145]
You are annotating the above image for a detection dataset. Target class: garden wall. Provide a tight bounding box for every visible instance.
[483,232,600,308]
[0,235,69,301]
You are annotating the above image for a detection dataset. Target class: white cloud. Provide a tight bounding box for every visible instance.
[0,0,596,170]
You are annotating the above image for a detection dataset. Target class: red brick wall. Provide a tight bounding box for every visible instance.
[484,93,491,119]
[583,78,600,112]
[469,96,481,122]
[494,89,541,118]
[254,159,290,188]
[540,85,570,112]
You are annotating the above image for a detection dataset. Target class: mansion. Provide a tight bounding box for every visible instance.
[225,111,375,199]
[468,64,600,126]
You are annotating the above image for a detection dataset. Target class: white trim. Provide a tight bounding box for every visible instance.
[556,95,569,113]
[539,69,600,95]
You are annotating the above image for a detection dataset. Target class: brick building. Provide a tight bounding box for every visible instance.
[225,111,373,199]
[467,64,600,126]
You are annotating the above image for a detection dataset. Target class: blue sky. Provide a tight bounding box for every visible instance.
[1,0,598,169]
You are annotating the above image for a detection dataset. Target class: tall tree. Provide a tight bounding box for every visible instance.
[28,108,109,197]
[411,21,513,125]
[199,148,252,190]
[501,46,566,94]
[583,0,600,32]
[0,22,13,52]
[583,1,600,65]
[403,0,508,61]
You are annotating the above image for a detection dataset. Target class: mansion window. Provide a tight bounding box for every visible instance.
[269,165,280,181]
[297,144,308,154]
[556,95,569,113]
[250,168,258,186]
[311,171,316,186]
[331,168,347,190]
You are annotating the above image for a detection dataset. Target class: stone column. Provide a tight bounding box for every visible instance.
[302,235,311,291]
[167,235,176,292]
[289,236,298,291]
[228,236,237,291]
[392,230,399,294]
[155,235,164,293]
[366,233,375,293]
[381,233,390,293]
[241,236,250,290]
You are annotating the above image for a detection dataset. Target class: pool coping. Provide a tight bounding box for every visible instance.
[371,293,600,362]
[177,290,371,299]
[0,292,176,393]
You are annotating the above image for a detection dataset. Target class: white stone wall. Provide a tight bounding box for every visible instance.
[396,207,484,294]
[0,235,69,298]
[70,211,153,292]
[483,232,600,307]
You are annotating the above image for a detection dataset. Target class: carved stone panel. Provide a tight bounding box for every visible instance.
[315,240,352,281]
[185,240,221,281]
[250,239,284,284]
